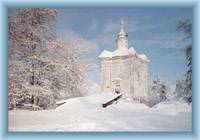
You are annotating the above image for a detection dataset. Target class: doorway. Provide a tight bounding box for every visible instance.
[112,78,121,95]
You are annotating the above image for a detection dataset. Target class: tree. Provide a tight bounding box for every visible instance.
[152,76,167,101]
[177,19,192,103]
[8,9,58,109]
[8,9,96,110]
[44,39,95,100]
[146,75,167,107]
[9,8,57,86]
[174,80,184,98]
[174,79,189,102]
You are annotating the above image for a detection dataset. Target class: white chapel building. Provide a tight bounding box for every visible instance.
[99,20,149,102]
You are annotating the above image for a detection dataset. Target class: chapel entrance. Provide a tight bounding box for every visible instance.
[102,78,122,108]
[112,78,121,95]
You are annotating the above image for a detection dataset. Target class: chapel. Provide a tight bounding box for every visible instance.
[99,20,149,102]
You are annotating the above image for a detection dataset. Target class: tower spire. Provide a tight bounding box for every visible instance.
[120,20,125,34]
[119,19,126,35]
[116,20,128,49]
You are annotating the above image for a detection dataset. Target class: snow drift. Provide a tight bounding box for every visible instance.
[9,93,192,132]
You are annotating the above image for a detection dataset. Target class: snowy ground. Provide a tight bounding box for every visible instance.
[9,93,192,132]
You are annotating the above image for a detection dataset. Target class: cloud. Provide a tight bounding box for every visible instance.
[58,30,99,52]
[57,30,101,82]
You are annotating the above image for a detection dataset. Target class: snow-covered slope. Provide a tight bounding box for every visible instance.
[9,93,192,132]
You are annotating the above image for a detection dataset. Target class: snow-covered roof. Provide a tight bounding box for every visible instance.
[99,47,149,62]
[112,48,129,56]
[98,50,112,58]
[128,47,136,54]
[99,47,137,59]
[137,54,150,62]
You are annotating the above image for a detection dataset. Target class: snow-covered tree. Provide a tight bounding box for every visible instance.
[9,8,57,85]
[146,75,168,107]
[8,8,58,109]
[152,76,167,101]
[174,79,191,104]
[177,19,192,103]
[44,39,96,100]
[174,80,185,99]
[8,9,96,110]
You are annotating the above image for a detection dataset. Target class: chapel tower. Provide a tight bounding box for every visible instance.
[99,20,149,102]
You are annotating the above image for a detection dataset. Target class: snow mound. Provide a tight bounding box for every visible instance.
[152,101,191,116]
[153,101,191,109]
[115,101,149,110]
[55,93,151,113]
[9,94,192,132]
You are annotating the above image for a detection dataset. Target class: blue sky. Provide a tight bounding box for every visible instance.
[55,8,192,85]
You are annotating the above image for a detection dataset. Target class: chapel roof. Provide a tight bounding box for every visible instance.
[98,47,149,62]
[98,20,149,62]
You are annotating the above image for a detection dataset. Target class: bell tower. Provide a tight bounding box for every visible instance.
[116,20,128,50]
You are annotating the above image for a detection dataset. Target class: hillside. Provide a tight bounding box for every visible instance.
[9,93,192,132]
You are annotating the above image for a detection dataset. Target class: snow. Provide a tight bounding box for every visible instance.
[83,80,100,95]
[112,77,122,81]
[99,47,136,58]
[128,47,136,54]
[112,48,130,56]
[9,93,192,132]
[98,47,150,63]
[98,50,112,58]
[118,30,126,36]
[55,100,66,105]
[137,54,150,62]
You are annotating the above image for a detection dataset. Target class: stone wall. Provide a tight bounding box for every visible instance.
[100,58,111,93]
[100,54,148,101]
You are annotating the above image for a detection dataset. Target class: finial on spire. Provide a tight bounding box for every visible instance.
[120,20,124,31]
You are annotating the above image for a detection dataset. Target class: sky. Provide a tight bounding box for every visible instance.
[54,8,192,85]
